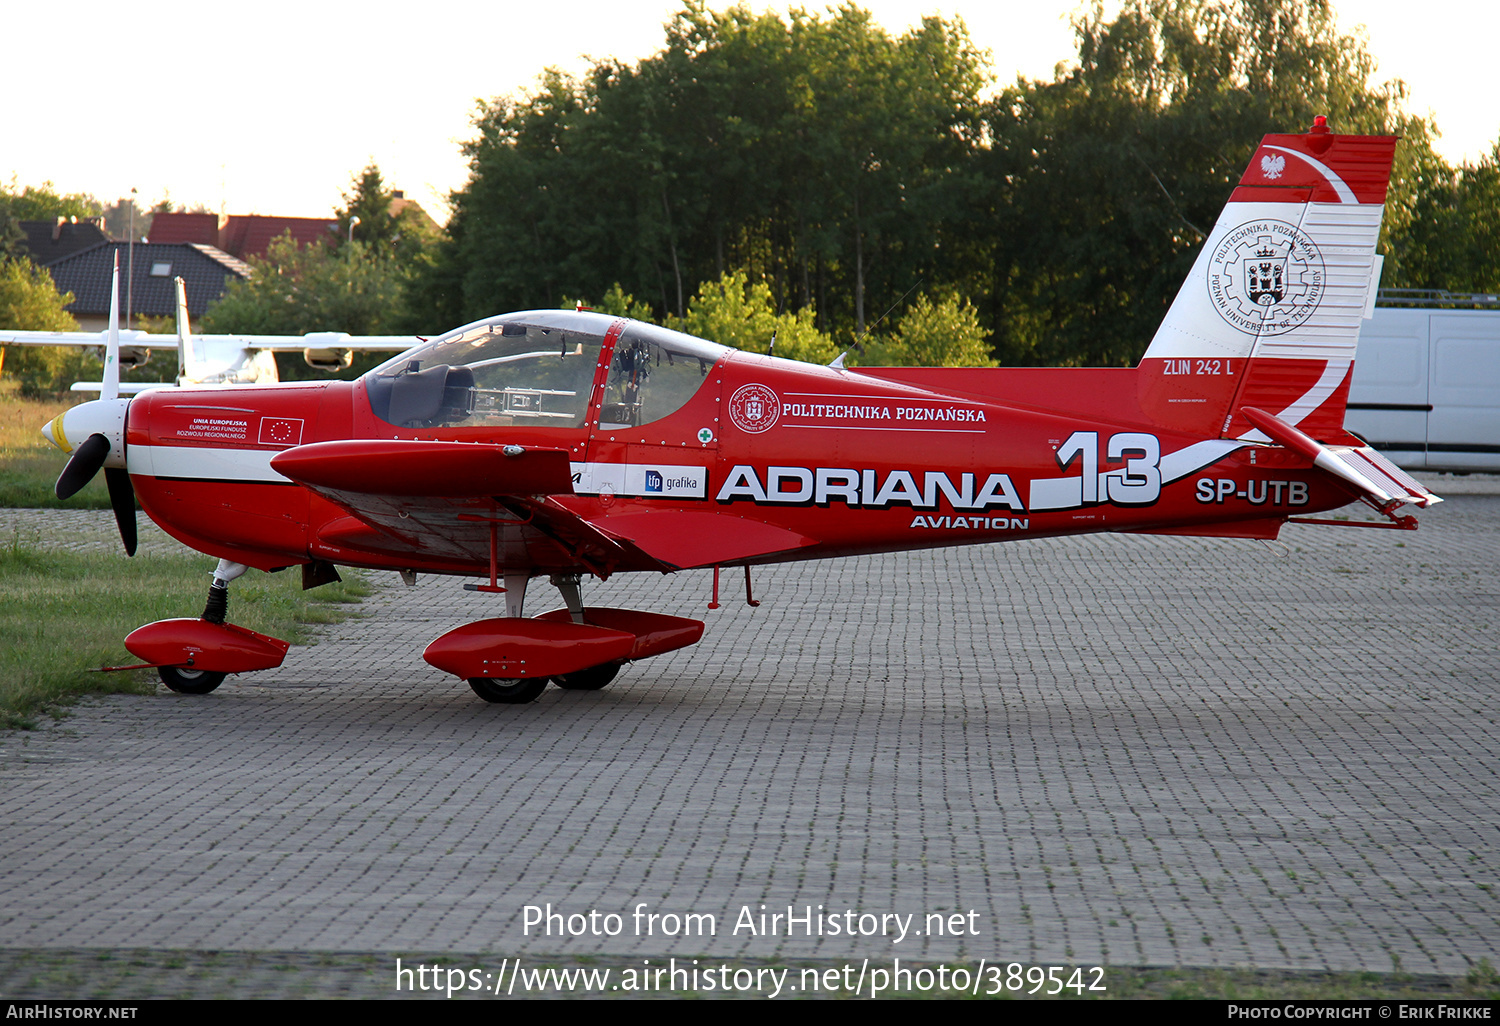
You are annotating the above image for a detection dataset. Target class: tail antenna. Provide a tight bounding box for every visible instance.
[851,276,924,356]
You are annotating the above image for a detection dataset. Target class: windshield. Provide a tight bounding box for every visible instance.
[363,311,729,430]
[365,312,611,429]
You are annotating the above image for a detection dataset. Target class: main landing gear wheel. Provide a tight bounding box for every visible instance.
[468,677,548,704]
[159,666,227,694]
[551,662,621,691]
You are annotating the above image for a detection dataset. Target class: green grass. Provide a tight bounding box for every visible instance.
[0,531,373,729]
[1,445,112,508]
[0,386,112,509]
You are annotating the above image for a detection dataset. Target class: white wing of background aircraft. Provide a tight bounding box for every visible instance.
[0,276,419,392]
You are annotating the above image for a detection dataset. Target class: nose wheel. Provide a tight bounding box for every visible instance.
[468,677,548,704]
[127,559,290,695]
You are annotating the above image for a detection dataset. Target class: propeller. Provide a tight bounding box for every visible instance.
[55,432,110,500]
[51,432,138,556]
[104,469,138,557]
[44,251,139,556]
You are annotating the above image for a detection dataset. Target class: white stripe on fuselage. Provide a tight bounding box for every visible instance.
[131,444,288,482]
[128,447,713,500]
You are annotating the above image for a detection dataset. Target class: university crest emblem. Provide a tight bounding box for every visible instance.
[728,383,781,434]
[1205,220,1325,336]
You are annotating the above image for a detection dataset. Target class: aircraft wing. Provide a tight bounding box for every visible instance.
[0,328,419,351]
[0,328,160,347]
[270,440,656,574]
[268,440,816,575]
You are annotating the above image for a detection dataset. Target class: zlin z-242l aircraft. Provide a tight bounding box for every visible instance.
[40,118,1439,704]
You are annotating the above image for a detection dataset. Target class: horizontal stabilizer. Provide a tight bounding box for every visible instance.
[1241,406,1440,509]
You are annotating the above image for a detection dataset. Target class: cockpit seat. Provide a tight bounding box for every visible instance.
[440,366,475,421]
[387,365,453,426]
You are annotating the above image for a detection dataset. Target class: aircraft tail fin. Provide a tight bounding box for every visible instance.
[174,276,195,386]
[1138,119,1396,444]
[102,252,122,400]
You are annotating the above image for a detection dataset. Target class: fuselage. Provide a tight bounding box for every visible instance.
[114,310,1352,578]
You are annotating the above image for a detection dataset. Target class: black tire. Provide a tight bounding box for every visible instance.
[160,666,226,694]
[551,662,622,691]
[468,677,547,704]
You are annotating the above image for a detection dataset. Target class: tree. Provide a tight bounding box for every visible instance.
[861,292,995,367]
[336,164,441,266]
[1383,142,1500,294]
[102,194,150,243]
[1,181,103,259]
[202,233,408,379]
[675,271,839,364]
[564,283,657,322]
[0,180,101,222]
[426,2,989,342]
[0,257,76,331]
[423,0,1490,365]
[570,273,840,363]
[978,0,1439,366]
[0,256,91,395]
[337,166,393,250]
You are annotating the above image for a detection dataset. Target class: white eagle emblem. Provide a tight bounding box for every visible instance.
[1260,154,1286,180]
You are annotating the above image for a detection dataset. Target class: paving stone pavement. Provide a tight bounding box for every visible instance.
[1,477,1497,984]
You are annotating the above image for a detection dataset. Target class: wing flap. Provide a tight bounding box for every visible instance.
[590,510,816,570]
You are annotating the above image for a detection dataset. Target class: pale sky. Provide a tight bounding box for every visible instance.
[3,0,1494,224]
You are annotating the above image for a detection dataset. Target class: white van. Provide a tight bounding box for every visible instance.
[1346,302,1500,472]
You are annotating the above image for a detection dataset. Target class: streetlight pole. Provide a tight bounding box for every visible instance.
[126,187,137,329]
[348,215,360,244]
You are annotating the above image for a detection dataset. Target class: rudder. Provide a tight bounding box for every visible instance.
[1137,118,1396,444]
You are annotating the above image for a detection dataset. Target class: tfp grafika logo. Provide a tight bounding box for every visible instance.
[1206,220,1324,336]
[728,383,781,434]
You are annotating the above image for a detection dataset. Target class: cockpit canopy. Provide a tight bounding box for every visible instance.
[364,311,728,430]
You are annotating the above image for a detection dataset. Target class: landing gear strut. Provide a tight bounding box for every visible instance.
[545,574,621,690]
[126,559,288,693]
[157,560,247,693]
[427,571,704,705]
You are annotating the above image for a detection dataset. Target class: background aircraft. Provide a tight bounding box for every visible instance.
[37,120,1440,704]
[0,276,418,392]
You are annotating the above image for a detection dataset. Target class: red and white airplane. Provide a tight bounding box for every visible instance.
[40,119,1439,702]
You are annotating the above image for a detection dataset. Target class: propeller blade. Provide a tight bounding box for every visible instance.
[55,432,110,500]
[103,468,138,557]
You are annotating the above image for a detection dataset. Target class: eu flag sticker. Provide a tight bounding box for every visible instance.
[258,417,304,447]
